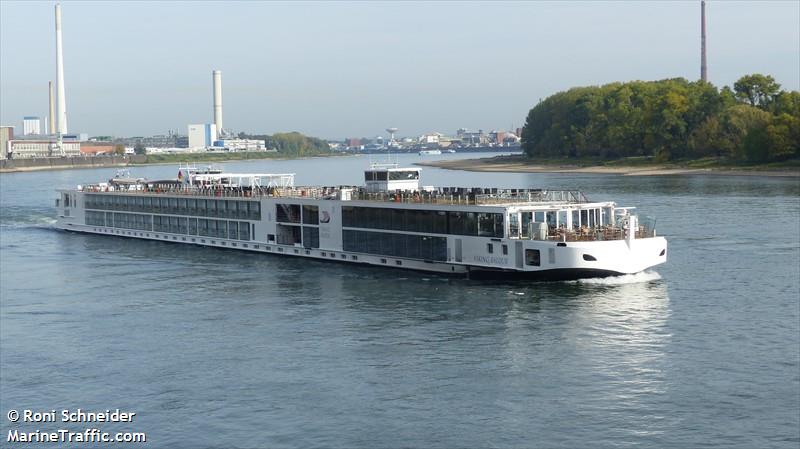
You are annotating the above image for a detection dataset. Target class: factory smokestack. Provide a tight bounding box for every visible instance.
[48,81,55,134]
[213,70,223,136]
[55,3,68,134]
[701,0,707,82]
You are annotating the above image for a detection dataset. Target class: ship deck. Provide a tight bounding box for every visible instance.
[77,183,594,207]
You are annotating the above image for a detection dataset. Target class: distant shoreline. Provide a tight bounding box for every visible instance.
[415,155,800,177]
[0,152,346,174]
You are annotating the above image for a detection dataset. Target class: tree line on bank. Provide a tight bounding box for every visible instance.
[520,74,800,163]
[238,132,331,156]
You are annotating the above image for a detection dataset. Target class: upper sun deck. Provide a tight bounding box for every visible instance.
[72,166,599,209]
[76,182,596,208]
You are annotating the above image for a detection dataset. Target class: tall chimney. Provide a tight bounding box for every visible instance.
[213,70,223,136]
[701,0,707,82]
[48,81,56,134]
[55,3,68,134]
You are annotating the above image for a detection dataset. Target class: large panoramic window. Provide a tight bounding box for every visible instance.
[343,230,447,261]
[342,206,502,237]
[477,213,504,238]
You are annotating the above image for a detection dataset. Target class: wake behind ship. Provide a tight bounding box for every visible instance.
[55,164,667,280]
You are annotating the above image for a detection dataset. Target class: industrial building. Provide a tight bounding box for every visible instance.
[8,140,80,159]
[0,126,13,159]
[23,117,42,135]
[213,138,268,152]
[188,124,217,149]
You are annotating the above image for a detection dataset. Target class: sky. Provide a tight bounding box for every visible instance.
[1,1,798,140]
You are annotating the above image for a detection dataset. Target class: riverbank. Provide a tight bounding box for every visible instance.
[415,155,800,177]
[0,152,343,173]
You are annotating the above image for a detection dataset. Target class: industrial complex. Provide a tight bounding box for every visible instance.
[1,4,519,161]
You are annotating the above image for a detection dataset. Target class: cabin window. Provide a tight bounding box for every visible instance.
[572,210,580,229]
[218,221,228,238]
[228,221,239,240]
[303,205,319,224]
[302,227,320,248]
[227,201,238,218]
[580,210,589,229]
[525,249,542,267]
[525,249,540,266]
[267,234,275,243]
[509,213,520,238]
[502,244,508,255]
[487,243,494,254]
[235,201,246,219]
[276,224,301,245]
[248,202,261,220]
[198,219,209,236]
[276,204,301,223]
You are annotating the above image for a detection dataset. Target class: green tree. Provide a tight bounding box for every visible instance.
[764,113,800,160]
[113,144,125,155]
[770,90,800,116]
[733,74,781,109]
[721,104,772,160]
[133,142,146,155]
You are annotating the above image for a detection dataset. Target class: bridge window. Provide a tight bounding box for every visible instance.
[388,171,419,180]
[364,171,388,181]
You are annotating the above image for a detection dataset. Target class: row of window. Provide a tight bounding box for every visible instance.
[85,211,251,240]
[85,194,261,220]
[343,230,448,262]
[341,206,504,238]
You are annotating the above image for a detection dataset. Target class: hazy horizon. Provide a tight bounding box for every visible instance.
[1,1,798,140]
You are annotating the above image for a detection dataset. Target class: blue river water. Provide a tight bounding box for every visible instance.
[1,153,798,448]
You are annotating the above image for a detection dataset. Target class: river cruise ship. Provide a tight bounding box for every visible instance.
[55,165,667,280]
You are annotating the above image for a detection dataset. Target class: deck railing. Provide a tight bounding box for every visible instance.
[80,183,590,206]
[515,223,657,242]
